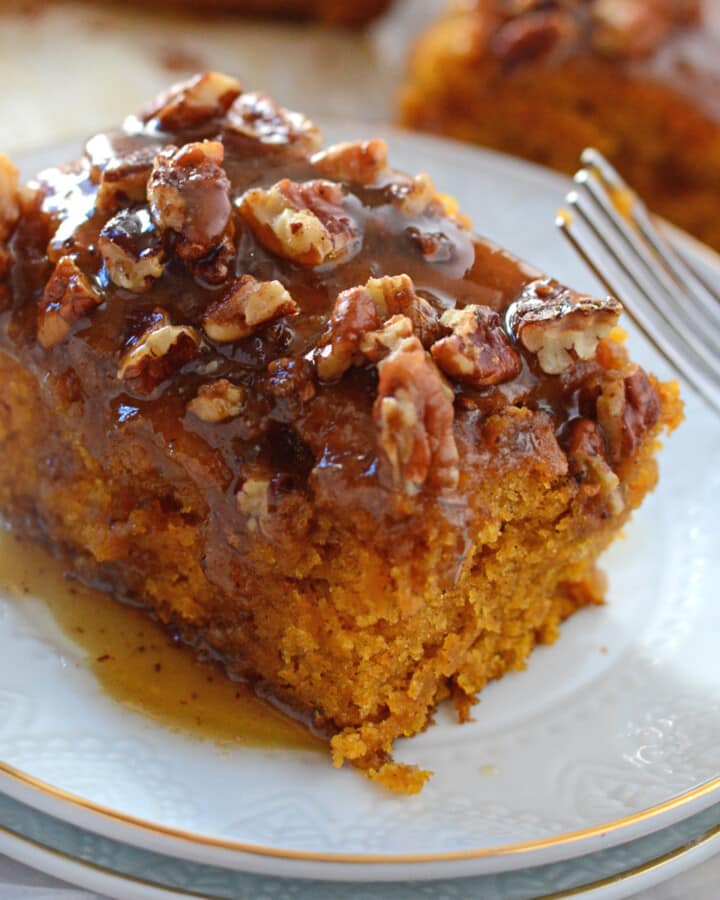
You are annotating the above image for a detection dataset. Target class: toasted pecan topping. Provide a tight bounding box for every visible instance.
[236,477,271,534]
[240,178,361,268]
[187,378,247,422]
[99,208,165,292]
[566,417,623,513]
[389,173,439,218]
[203,275,298,343]
[311,139,388,185]
[96,146,158,214]
[359,314,414,363]
[492,10,578,67]
[223,91,322,158]
[315,285,381,381]
[118,309,200,391]
[37,256,102,350]
[142,71,242,131]
[505,279,622,374]
[266,356,316,402]
[315,274,440,382]
[596,366,661,464]
[431,305,521,387]
[375,336,459,495]
[147,141,233,268]
[0,154,20,244]
[365,274,440,348]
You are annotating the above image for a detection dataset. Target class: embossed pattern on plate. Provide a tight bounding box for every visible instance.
[0,129,718,881]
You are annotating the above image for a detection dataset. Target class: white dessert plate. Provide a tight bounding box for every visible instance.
[0,126,718,882]
[0,791,719,900]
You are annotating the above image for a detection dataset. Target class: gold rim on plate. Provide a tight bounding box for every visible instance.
[0,810,718,898]
[0,760,718,864]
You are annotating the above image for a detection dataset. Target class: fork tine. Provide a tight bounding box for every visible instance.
[572,169,720,360]
[565,188,720,380]
[557,210,720,416]
[580,148,720,328]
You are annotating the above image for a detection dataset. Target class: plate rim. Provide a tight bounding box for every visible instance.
[0,795,719,900]
[2,126,719,877]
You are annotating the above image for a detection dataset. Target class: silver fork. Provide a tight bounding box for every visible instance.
[556,148,720,415]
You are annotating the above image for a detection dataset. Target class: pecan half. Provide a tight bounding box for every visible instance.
[147,141,233,268]
[187,378,247,422]
[596,366,661,464]
[375,336,459,495]
[37,256,102,349]
[99,207,165,292]
[359,314,414,362]
[431,305,521,386]
[311,139,388,185]
[202,275,298,342]
[591,0,672,58]
[0,154,20,243]
[223,91,322,158]
[240,178,361,267]
[142,71,242,131]
[96,146,158,214]
[118,308,200,391]
[505,279,622,374]
[314,285,381,381]
[566,417,624,514]
[365,274,440,347]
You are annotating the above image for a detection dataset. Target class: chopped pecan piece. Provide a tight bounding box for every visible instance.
[37,256,102,350]
[505,279,622,374]
[315,274,440,382]
[266,357,316,402]
[96,146,158,214]
[118,308,200,391]
[187,378,247,422]
[236,476,271,535]
[431,305,521,387]
[99,207,165,292]
[492,10,578,67]
[314,285,381,381]
[142,71,242,131]
[147,141,233,267]
[240,178,361,268]
[202,275,298,343]
[566,418,624,514]
[590,0,672,58]
[596,367,661,464]
[223,92,322,158]
[359,314,414,362]
[389,173,439,218]
[365,274,440,348]
[375,336,459,495]
[311,139,388,185]
[0,154,20,243]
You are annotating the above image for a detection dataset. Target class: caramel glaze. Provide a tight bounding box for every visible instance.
[0,101,613,602]
[0,525,321,751]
